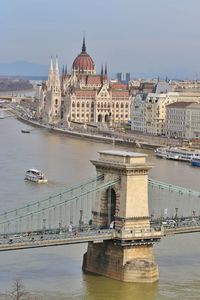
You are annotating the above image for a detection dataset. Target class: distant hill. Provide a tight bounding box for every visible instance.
[0,61,193,80]
[0,78,33,92]
[0,61,49,77]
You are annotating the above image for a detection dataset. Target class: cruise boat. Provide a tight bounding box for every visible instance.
[155,147,200,162]
[191,155,200,167]
[25,169,48,183]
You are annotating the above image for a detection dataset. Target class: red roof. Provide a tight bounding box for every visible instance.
[72,52,95,71]
[112,90,129,97]
[110,82,127,89]
[86,75,101,85]
[167,101,195,108]
[74,90,96,97]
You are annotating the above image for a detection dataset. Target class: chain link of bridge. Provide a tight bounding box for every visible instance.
[1,176,200,251]
[149,178,200,237]
[0,175,120,248]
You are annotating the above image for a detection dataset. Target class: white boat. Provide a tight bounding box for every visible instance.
[155,147,200,162]
[25,169,48,183]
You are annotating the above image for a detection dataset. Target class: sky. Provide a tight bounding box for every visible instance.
[1,0,200,78]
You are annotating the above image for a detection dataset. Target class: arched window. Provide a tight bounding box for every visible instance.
[77,102,80,108]
[98,114,103,122]
[104,103,107,108]
[72,102,75,107]
[125,103,129,108]
[86,102,89,108]
[105,115,109,122]
[97,102,100,108]
[82,102,85,108]
[55,99,58,105]
[116,102,119,108]
[121,103,124,108]
[91,102,94,108]
[101,102,103,108]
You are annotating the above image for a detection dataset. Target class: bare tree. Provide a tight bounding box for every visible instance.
[8,279,28,300]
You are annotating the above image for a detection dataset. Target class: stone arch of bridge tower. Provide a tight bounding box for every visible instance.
[95,185,120,228]
[106,187,116,225]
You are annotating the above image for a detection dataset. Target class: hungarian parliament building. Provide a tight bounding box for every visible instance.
[36,38,131,127]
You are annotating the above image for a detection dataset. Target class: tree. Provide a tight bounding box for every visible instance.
[8,279,28,300]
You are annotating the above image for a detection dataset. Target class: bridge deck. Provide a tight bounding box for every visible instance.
[0,230,113,251]
[164,225,200,235]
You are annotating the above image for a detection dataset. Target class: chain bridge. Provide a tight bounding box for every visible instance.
[1,150,200,282]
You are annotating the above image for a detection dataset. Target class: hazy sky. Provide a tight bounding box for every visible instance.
[1,0,200,78]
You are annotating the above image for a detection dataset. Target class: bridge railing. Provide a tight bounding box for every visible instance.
[113,227,163,240]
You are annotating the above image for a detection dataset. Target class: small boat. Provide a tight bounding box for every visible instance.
[25,169,48,183]
[21,129,30,133]
[155,147,200,162]
[191,155,200,167]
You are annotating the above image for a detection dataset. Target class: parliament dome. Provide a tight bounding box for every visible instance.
[72,37,96,75]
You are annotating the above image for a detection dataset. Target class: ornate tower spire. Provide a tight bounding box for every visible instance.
[62,65,65,77]
[101,64,104,84]
[50,56,53,71]
[47,56,54,90]
[104,63,108,81]
[55,55,59,72]
[82,36,86,53]
[105,64,108,77]
[65,64,68,75]
[101,64,103,76]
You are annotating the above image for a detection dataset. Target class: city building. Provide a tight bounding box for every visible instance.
[116,72,130,84]
[166,102,200,139]
[131,80,200,136]
[36,38,131,127]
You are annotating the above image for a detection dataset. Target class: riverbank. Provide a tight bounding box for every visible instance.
[16,114,175,150]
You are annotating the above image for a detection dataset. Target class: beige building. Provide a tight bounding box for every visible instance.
[36,38,131,127]
[131,88,200,135]
[166,102,200,139]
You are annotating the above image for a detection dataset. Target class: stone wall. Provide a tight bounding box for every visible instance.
[83,241,159,283]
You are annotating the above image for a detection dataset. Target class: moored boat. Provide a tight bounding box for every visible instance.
[25,169,48,183]
[155,147,200,162]
[191,155,200,167]
[21,129,30,133]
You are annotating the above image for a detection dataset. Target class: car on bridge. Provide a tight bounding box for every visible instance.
[162,220,177,228]
[179,219,194,226]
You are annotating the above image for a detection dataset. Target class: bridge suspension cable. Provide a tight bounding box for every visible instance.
[0,176,120,236]
[148,178,200,198]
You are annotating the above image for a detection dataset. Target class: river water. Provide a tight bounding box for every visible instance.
[0,116,200,299]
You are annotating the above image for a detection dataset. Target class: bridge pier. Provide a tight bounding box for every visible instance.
[82,150,160,283]
[83,241,158,283]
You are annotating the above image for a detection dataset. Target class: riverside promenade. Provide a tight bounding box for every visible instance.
[16,114,182,150]
[4,99,182,149]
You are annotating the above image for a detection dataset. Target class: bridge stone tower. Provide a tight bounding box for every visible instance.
[83,150,160,283]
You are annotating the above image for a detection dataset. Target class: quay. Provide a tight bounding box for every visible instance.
[1,99,184,149]
[15,113,182,150]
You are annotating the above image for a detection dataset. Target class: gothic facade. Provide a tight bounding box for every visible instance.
[36,38,131,127]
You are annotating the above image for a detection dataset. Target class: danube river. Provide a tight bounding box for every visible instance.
[0,116,200,299]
